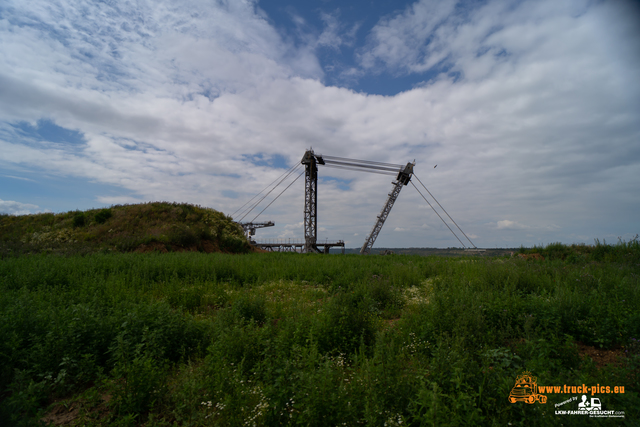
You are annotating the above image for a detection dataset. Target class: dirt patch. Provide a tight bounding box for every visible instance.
[41,394,112,426]
[41,402,80,426]
[201,240,219,253]
[577,342,624,369]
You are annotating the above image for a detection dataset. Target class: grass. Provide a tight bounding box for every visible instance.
[0,239,639,426]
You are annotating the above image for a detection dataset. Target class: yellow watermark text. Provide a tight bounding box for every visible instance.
[537,385,625,395]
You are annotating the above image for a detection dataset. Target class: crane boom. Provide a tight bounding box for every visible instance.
[238,221,275,238]
[360,162,415,254]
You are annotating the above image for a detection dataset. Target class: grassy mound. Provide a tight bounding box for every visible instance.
[0,202,251,257]
[516,237,640,264]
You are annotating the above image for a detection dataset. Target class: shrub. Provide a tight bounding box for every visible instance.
[73,212,86,228]
[169,225,198,247]
[222,235,250,253]
[95,209,113,224]
[364,278,403,312]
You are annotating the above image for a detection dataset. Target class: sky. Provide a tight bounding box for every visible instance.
[1,0,639,249]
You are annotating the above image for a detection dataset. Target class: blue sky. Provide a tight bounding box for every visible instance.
[1,0,639,248]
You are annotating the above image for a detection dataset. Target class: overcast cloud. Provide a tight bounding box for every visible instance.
[1,0,638,248]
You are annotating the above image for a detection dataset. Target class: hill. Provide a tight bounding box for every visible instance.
[0,202,252,257]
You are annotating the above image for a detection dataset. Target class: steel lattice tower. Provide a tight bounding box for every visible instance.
[301,150,319,253]
[360,162,414,254]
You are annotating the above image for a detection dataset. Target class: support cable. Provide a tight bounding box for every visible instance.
[238,163,300,221]
[238,164,302,222]
[413,173,477,248]
[231,163,298,218]
[251,170,305,223]
[322,159,401,173]
[321,155,404,169]
[410,181,467,248]
[321,164,398,176]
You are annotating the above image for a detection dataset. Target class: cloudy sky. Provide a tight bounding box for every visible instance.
[1,0,639,248]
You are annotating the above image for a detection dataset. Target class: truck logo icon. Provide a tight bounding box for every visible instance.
[508,372,547,404]
[578,395,601,411]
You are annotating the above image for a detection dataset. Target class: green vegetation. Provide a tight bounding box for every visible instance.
[0,202,251,257]
[1,238,639,426]
[519,237,640,264]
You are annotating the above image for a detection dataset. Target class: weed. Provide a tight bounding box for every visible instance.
[1,248,638,425]
[107,328,168,418]
[230,294,268,325]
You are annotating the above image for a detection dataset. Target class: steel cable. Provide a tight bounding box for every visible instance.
[322,159,401,173]
[321,155,404,168]
[238,163,302,222]
[413,173,477,248]
[321,164,398,175]
[410,181,467,248]
[231,163,298,219]
[251,170,305,223]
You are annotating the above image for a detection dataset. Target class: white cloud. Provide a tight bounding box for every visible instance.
[359,0,457,72]
[2,175,35,182]
[284,222,304,230]
[0,199,43,215]
[317,12,344,50]
[496,220,527,230]
[0,0,638,247]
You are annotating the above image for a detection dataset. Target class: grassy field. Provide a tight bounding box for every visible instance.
[1,240,639,426]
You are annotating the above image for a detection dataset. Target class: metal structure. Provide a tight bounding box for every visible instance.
[301,150,320,253]
[233,148,475,254]
[254,239,345,253]
[239,221,275,241]
[360,162,414,254]
[300,149,415,254]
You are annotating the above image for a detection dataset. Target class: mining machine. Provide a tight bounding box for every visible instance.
[300,149,414,254]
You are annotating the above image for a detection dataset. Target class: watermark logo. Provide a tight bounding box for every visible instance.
[507,371,626,419]
[508,371,547,404]
[578,394,601,411]
[554,395,625,419]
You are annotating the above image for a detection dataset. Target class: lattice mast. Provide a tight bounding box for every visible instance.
[301,149,323,253]
[360,162,415,254]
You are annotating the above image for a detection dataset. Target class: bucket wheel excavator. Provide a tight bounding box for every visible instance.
[301,149,414,254]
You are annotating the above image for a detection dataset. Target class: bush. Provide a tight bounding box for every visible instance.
[95,209,113,224]
[169,225,198,247]
[364,278,403,312]
[73,212,86,228]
